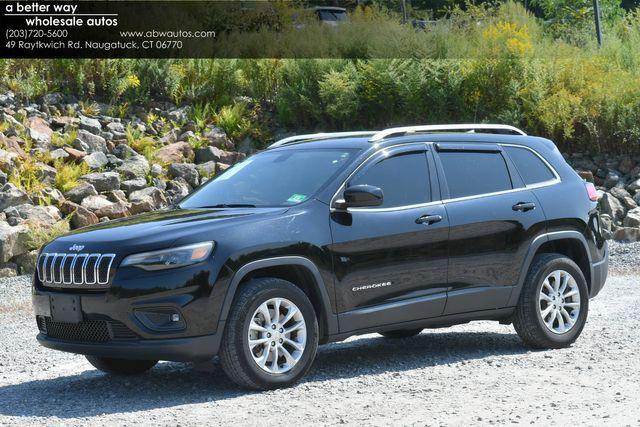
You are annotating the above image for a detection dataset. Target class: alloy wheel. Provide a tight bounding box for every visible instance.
[538,269,581,334]
[247,297,307,374]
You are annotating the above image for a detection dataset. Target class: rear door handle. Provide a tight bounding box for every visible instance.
[512,202,536,212]
[416,214,443,225]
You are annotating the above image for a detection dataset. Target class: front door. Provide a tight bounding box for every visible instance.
[328,144,449,333]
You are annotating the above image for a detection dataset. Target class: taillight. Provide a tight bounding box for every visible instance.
[585,182,598,202]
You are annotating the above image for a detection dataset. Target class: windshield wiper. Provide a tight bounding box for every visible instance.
[200,203,257,208]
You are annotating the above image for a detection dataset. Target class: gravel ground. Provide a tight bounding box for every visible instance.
[608,241,640,274]
[0,249,638,426]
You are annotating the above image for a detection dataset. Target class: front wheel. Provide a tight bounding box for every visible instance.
[513,253,589,349]
[219,277,319,390]
[85,356,157,375]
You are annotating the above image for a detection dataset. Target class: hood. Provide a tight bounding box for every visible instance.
[43,207,288,254]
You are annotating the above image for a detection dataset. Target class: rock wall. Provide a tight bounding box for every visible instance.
[567,153,640,242]
[0,92,250,277]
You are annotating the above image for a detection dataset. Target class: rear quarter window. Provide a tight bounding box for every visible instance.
[504,146,555,185]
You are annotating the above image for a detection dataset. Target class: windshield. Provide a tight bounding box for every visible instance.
[179,148,358,208]
[318,10,347,22]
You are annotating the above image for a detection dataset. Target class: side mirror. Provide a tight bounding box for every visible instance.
[333,185,383,209]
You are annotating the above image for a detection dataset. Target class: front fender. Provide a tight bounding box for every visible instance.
[216,256,339,337]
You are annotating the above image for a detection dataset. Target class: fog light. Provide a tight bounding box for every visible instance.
[134,308,186,332]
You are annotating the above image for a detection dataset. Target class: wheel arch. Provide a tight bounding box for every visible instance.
[218,256,338,341]
[508,231,593,306]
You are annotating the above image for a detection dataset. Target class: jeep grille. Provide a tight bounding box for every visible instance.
[36,252,116,288]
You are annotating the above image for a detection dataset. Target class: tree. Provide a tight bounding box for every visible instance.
[531,0,624,25]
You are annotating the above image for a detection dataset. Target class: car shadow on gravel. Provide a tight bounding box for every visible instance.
[0,330,529,419]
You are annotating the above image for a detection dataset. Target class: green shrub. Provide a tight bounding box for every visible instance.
[51,129,77,147]
[54,160,90,193]
[26,219,71,250]
[214,103,252,141]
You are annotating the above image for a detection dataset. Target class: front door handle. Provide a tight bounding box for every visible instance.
[512,202,536,212]
[416,214,443,225]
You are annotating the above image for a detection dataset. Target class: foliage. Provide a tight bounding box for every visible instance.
[51,129,77,147]
[8,158,47,194]
[25,219,71,250]
[79,101,100,117]
[126,124,159,163]
[53,160,90,193]
[532,0,624,26]
[214,103,252,141]
[0,2,640,153]
[189,102,217,131]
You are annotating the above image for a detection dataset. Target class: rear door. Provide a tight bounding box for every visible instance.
[433,143,546,314]
[329,143,449,333]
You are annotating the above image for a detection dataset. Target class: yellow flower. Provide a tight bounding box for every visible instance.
[482,21,532,57]
[127,74,141,88]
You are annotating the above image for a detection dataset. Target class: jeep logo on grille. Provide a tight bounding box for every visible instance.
[69,244,85,252]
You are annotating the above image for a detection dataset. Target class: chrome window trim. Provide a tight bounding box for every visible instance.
[347,200,443,213]
[329,142,430,212]
[330,142,561,213]
[500,143,561,184]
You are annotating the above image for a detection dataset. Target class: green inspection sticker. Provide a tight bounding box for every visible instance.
[287,194,308,203]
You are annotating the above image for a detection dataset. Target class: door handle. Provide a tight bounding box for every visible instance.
[512,202,536,212]
[416,214,443,225]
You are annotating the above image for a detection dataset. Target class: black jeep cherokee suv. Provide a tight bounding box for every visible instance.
[32,124,608,390]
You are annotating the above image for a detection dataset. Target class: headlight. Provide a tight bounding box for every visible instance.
[120,242,214,271]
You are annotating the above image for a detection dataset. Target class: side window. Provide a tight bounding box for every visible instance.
[439,151,512,198]
[504,146,555,185]
[349,152,430,208]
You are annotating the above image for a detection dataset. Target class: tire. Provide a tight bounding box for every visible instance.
[379,329,422,339]
[85,356,157,375]
[513,253,589,349]
[219,277,319,390]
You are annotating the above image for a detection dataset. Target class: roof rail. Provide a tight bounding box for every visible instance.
[369,124,526,142]
[269,131,377,149]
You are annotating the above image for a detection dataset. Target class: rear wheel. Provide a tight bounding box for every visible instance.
[85,356,157,375]
[219,277,319,390]
[513,254,589,349]
[379,329,422,339]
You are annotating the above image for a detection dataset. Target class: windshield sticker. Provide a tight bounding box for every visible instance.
[287,194,308,203]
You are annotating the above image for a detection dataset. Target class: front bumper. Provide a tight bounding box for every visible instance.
[31,262,228,362]
[36,332,221,362]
